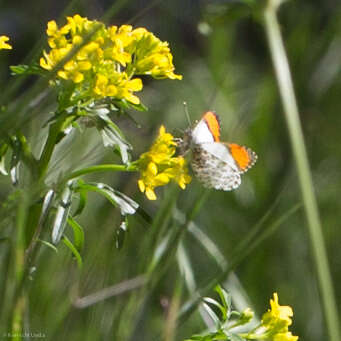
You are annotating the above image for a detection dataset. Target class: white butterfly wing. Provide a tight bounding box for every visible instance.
[191,143,241,191]
[191,120,216,144]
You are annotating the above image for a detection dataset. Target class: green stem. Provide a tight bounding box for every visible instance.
[10,190,30,334]
[263,2,340,340]
[17,132,38,178]
[38,118,65,180]
[62,163,137,183]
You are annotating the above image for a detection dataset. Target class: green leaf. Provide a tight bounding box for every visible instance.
[203,297,226,319]
[96,116,132,164]
[0,143,8,175]
[38,190,55,226]
[10,63,47,76]
[86,103,112,117]
[215,285,232,320]
[67,216,85,253]
[202,302,221,326]
[51,182,74,244]
[124,100,148,112]
[0,154,7,175]
[36,239,58,253]
[73,189,87,216]
[62,235,82,269]
[76,182,139,216]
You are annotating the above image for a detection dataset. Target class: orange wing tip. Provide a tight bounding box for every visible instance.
[202,111,221,142]
[228,143,257,173]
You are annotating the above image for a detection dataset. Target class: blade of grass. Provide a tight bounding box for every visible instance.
[177,211,259,321]
[10,190,30,333]
[263,1,340,340]
[172,202,301,336]
[177,242,218,330]
[129,188,210,341]
[72,275,147,309]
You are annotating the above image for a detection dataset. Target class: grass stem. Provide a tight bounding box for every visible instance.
[263,2,340,340]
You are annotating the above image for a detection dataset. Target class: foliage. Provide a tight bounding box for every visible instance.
[0,1,339,340]
[185,287,297,341]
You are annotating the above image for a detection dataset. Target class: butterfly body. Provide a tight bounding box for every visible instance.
[181,111,257,191]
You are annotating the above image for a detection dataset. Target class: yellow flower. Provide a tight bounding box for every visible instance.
[260,293,298,341]
[273,332,299,341]
[137,126,191,200]
[0,36,12,50]
[131,30,182,80]
[40,15,181,105]
[262,293,294,328]
[93,72,143,103]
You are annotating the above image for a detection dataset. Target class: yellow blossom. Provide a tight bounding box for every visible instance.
[260,293,298,341]
[262,293,294,328]
[0,36,12,50]
[93,72,143,103]
[131,30,182,80]
[137,126,191,200]
[40,14,181,105]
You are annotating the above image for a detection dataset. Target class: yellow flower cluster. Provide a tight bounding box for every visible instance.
[261,293,298,341]
[40,15,182,104]
[137,126,191,200]
[0,36,12,50]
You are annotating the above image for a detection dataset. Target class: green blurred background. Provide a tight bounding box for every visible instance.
[0,0,340,340]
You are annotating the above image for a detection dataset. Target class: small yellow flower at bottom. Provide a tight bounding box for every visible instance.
[260,293,298,341]
[137,125,191,200]
[0,36,12,50]
[262,293,294,328]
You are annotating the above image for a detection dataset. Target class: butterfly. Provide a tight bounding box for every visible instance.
[180,111,257,191]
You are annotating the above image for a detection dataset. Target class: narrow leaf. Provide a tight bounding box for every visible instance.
[215,285,231,321]
[39,190,55,226]
[202,302,220,326]
[37,239,58,253]
[67,216,85,252]
[97,116,132,164]
[0,143,8,175]
[10,64,46,76]
[125,100,148,112]
[62,235,82,269]
[77,182,138,216]
[73,189,87,216]
[51,182,74,244]
[203,297,226,315]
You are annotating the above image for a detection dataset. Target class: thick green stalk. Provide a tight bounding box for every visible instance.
[263,1,340,340]
[8,116,64,333]
[10,191,29,335]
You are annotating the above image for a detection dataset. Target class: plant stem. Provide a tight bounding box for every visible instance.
[11,190,29,334]
[263,2,340,340]
[38,118,65,180]
[62,163,137,183]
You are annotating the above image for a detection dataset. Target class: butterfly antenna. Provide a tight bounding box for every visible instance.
[183,101,191,126]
